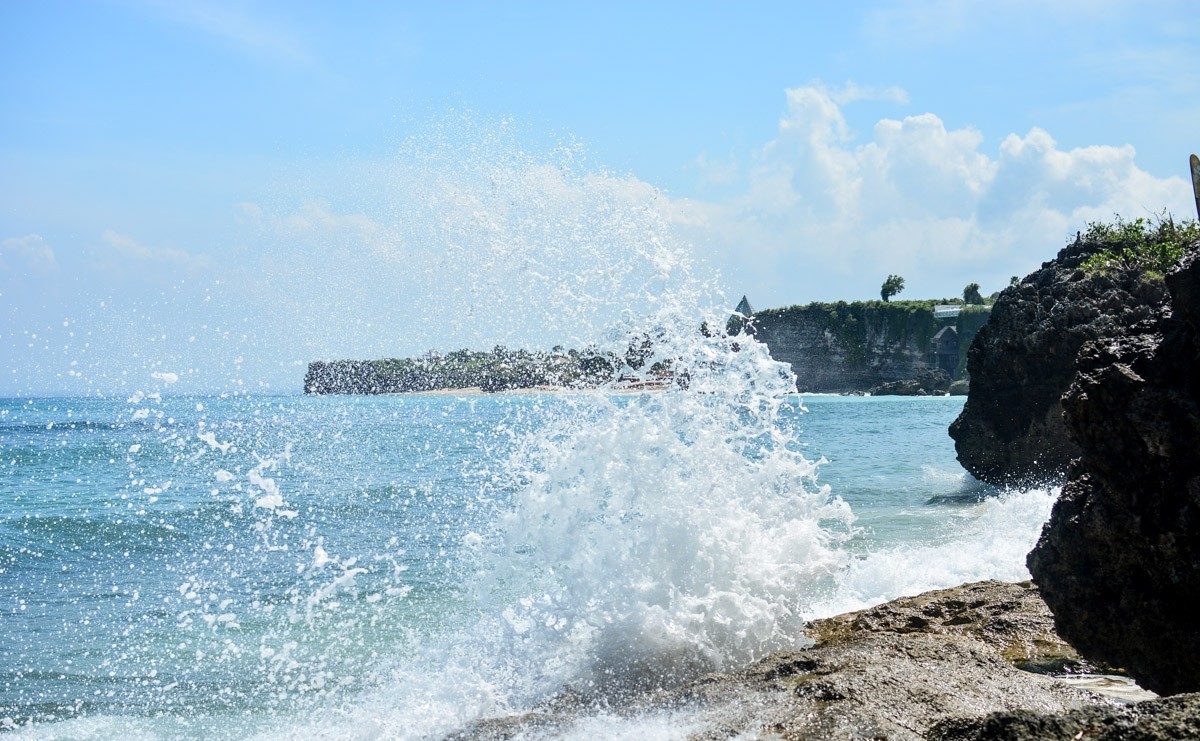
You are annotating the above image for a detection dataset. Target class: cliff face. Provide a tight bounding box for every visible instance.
[948,239,1168,485]
[1027,247,1200,696]
[751,302,988,393]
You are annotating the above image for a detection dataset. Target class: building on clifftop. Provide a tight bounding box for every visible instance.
[931,325,959,376]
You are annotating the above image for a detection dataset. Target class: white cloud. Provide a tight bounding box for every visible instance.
[0,234,57,272]
[101,230,209,269]
[676,83,1192,301]
[275,202,388,248]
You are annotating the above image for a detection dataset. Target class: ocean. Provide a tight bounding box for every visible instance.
[1,391,1056,738]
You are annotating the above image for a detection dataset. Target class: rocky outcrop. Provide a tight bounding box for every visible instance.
[1027,248,1200,696]
[452,582,1133,740]
[870,369,951,396]
[949,239,1168,485]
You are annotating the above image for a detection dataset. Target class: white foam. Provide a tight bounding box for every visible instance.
[806,486,1058,619]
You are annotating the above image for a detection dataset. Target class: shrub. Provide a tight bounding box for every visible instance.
[1079,215,1199,279]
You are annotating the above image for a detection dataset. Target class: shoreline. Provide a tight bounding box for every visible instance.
[456,580,1169,740]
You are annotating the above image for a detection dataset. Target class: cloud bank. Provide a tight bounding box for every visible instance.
[681,82,1192,302]
[3,84,1193,394]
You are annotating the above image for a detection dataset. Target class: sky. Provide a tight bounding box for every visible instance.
[2,0,1198,394]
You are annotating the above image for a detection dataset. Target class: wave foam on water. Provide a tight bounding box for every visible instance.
[806,486,1058,620]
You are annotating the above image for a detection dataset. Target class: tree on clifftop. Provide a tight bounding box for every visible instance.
[880,275,905,302]
[963,282,984,304]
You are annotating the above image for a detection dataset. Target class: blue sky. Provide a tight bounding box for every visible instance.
[2,1,1198,394]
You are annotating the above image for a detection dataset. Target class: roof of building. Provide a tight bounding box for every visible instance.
[933,325,959,344]
[933,304,962,319]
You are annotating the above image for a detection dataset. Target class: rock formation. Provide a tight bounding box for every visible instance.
[1028,248,1200,696]
[304,347,618,394]
[949,238,1168,485]
[452,582,1134,740]
[870,369,951,396]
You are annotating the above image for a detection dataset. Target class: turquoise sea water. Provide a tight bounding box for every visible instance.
[0,392,1055,737]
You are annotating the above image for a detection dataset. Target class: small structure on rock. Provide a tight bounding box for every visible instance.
[931,325,959,376]
[734,295,753,317]
[727,295,755,334]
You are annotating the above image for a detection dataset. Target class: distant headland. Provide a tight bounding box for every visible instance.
[304,283,996,397]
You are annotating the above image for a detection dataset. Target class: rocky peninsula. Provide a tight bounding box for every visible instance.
[307,299,987,397]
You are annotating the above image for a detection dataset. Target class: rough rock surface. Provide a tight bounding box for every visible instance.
[949,239,1168,485]
[929,693,1200,740]
[1028,248,1200,696]
[450,582,1123,740]
[870,369,951,396]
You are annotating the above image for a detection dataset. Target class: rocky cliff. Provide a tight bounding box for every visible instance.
[751,301,989,393]
[949,234,1170,485]
[1028,246,1200,696]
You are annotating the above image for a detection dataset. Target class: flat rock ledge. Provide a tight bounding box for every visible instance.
[448,581,1199,740]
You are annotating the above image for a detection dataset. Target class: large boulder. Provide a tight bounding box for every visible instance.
[949,239,1167,485]
[1027,248,1200,696]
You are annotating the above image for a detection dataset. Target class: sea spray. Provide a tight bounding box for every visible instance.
[231,125,857,735]
[474,310,856,701]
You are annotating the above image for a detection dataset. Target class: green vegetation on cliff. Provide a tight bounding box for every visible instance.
[1079,216,1200,279]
